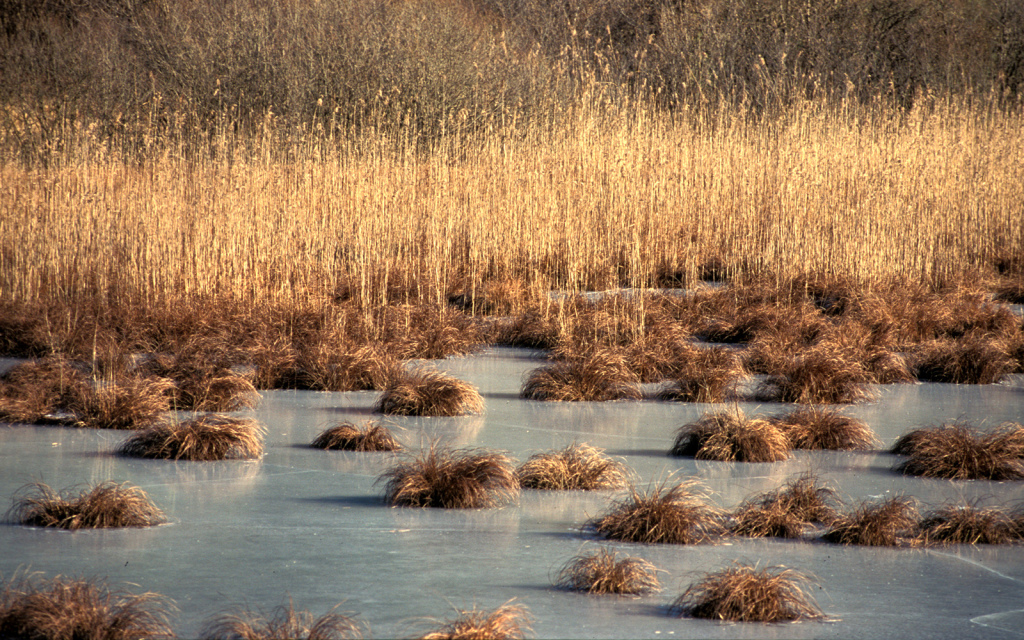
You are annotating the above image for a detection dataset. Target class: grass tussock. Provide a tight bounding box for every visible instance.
[754,343,876,404]
[670,408,790,463]
[295,344,402,392]
[376,367,484,417]
[68,377,174,430]
[310,421,401,452]
[656,347,747,403]
[771,406,877,451]
[0,572,176,640]
[0,357,87,424]
[821,496,919,546]
[915,503,1020,546]
[117,414,265,461]
[200,601,364,640]
[517,443,630,491]
[671,564,827,622]
[521,349,642,402]
[892,422,1024,480]
[553,548,661,595]
[416,602,533,640]
[378,446,519,509]
[6,482,166,530]
[730,475,839,538]
[911,332,1017,384]
[589,480,727,545]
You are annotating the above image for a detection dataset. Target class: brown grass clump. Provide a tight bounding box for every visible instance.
[911,332,1017,384]
[670,408,790,463]
[378,446,519,508]
[6,482,166,530]
[200,601,364,640]
[520,349,642,402]
[0,572,176,640]
[754,342,876,404]
[656,347,748,403]
[0,357,88,424]
[915,503,1020,546]
[821,496,919,546]
[295,344,402,392]
[670,564,827,622]
[553,548,661,595]
[172,370,260,412]
[993,276,1024,304]
[892,422,1024,480]
[68,377,174,430]
[310,421,401,452]
[416,602,533,640]
[376,367,484,417]
[771,406,878,451]
[117,414,265,461]
[516,443,630,491]
[730,475,839,538]
[588,480,727,545]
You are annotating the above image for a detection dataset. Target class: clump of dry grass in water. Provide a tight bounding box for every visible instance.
[915,503,1020,546]
[376,366,484,417]
[311,420,401,452]
[771,406,877,451]
[296,343,402,392]
[521,348,641,402]
[517,442,629,491]
[821,496,919,546]
[378,446,519,508]
[0,572,175,639]
[730,474,839,538]
[416,602,533,640]
[656,347,747,403]
[670,408,790,463]
[588,480,727,545]
[118,414,265,461]
[200,601,364,640]
[670,564,827,622]
[68,376,174,429]
[891,422,1024,480]
[0,357,87,424]
[911,332,1017,384]
[171,370,260,412]
[6,481,166,530]
[553,548,661,595]
[755,342,876,404]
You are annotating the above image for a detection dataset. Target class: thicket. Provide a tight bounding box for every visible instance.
[2,0,1022,162]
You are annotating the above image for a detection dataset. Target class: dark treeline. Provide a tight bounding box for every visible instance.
[1,0,1022,159]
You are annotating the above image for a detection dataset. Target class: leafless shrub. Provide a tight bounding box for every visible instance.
[6,481,166,530]
[516,443,630,491]
[553,548,660,595]
[117,414,265,461]
[378,446,519,509]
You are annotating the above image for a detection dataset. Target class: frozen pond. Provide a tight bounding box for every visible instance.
[2,348,1024,638]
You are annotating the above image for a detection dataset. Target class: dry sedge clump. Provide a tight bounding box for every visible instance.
[378,446,519,508]
[7,482,166,530]
[172,371,261,412]
[755,343,876,404]
[911,333,1017,384]
[771,406,877,451]
[656,347,747,403]
[730,475,839,538]
[821,496,919,546]
[0,357,87,424]
[376,367,484,417]
[671,564,826,623]
[915,503,1020,546]
[118,414,265,461]
[416,602,533,640]
[0,573,176,640]
[553,548,661,595]
[200,601,364,640]
[310,421,401,452]
[589,480,727,545]
[892,422,1024,480]
[521,349,642,402]
[670,408,790,463]
[517,443,630,491]
[69,376,174,429]
[294,343,402,392]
